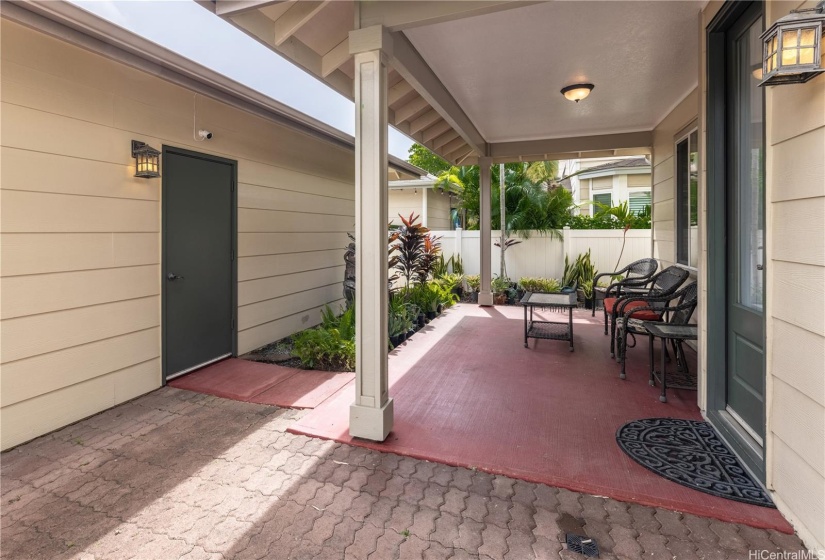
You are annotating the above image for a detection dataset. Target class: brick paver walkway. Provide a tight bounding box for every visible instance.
[1,388,807,559]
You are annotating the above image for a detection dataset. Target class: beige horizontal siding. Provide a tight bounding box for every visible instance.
[238,249,345,282]
[427,191,452,230]
[650,88,698,269]
[0,19,354,449]
[628,174,651,188]
[764,1,825,550]
[1,328,160,408]
[389,189,423,225]
[1,232,158,276]
[1,265,160,319]
[0,359,160,450]
[238,299,346,356]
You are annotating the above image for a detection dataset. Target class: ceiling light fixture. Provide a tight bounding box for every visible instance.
[561,83,594,102]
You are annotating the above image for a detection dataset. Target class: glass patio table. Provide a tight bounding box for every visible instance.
[642,322,698,403]
[520,292,578,351]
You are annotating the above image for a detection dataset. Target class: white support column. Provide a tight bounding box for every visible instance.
[478,157,493,306]
[349,25,393,441]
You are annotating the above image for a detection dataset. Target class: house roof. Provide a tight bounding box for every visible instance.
[1,0,425,181]
[578,157,651,178]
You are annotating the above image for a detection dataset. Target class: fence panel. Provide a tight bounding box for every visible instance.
[433,228,652,281]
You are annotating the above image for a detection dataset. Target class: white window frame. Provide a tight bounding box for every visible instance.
[675,123,700,271]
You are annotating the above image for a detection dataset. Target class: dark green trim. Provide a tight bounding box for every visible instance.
[161,146,238,384]
[705,0,767,483]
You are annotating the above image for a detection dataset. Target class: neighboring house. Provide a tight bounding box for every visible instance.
[388,175,457,230]
[0,3,420,450]
[562,156,652,215]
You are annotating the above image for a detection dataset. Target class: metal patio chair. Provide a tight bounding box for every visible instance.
[615,282,698,381]
[595,258,659,329]
[606,265,690,358]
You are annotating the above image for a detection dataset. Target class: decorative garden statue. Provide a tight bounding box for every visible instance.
[343,233,356,306]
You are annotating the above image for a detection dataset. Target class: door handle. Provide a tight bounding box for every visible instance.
[756,264,764,271]
[167,273,185,281]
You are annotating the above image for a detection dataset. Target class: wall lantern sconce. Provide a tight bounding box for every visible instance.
[131,140,160,178]
[759,1,825,86]
[561,83,594,102]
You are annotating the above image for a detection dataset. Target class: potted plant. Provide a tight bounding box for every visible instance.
[466,275,480,303]
[573,250,598,308]
[491,275,511,305]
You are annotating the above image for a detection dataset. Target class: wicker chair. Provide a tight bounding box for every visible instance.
[595,258,659,329]
[615,282,698,380]
[606,265,690,358]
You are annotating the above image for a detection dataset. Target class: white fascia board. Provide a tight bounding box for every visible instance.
[578,167,651,180]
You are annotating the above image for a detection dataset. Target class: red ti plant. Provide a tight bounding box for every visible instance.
[393,213,429,288]
[416,234,443,284]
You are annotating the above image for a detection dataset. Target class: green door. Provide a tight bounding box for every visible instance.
[163,148,236,380]
[725,5,765,442]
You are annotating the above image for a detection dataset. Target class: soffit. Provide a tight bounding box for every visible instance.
[404,1,702,143]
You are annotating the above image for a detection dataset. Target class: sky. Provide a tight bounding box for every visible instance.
[70,0,416,159]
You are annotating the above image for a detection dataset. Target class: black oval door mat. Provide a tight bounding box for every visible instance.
[616,418,775,508]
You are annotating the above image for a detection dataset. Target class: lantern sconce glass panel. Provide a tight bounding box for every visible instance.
[760,1,825,86]
[131,140,161,178]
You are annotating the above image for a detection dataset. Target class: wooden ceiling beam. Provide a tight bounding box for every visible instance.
[321,38,349,77]
[422,120,452,143]
[409,109,441,135]
[432,129,460,150]
[393,95,429,124]
[215,0,285,17]
[273,0,331,46]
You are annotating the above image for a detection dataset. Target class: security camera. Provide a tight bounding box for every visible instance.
[197,129,213,140]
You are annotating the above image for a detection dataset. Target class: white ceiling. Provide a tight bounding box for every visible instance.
[405,1,702,143]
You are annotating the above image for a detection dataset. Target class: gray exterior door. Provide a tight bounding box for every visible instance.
[707,0,767,482]
[725,5,766,443]
[163,147,236,380]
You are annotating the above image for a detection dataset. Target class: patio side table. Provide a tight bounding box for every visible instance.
[520,292,578,352]
[642,322,698,403]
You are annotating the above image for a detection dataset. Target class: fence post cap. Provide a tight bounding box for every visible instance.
[563,226,571,230]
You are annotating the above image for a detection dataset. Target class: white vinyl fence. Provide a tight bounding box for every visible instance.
[433,227,652,281]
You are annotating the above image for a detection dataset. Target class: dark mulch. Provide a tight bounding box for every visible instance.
[241,337,304,369]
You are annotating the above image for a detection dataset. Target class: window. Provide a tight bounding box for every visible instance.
[629,191,651,215]
[676,129,699,268]
[593,192,612,210]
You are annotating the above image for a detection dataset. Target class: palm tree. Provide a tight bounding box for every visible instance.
[437,161,574,238]
[524,160,560,186]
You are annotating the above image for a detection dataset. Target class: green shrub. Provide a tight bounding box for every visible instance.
[491,275,511,294]
[518,277,561,293]
[466,275,480,291]
[432,280,459,308]
[292,326,355,371]
[437,273,462,292]
[565,210,651,230]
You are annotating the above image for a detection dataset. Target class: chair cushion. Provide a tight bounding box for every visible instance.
[626,308,662,321]
[605,298,661,321]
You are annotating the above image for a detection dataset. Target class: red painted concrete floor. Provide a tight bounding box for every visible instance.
[169,358,354,409]
[290,303,793,533]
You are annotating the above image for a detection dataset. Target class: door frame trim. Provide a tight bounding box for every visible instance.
[705,0,767,483]
[161,145,238,383]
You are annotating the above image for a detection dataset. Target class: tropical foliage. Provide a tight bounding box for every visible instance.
[437,162,574,235]
[407,143,451,175]
[292,305,356,371]
[518,277,562,293]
